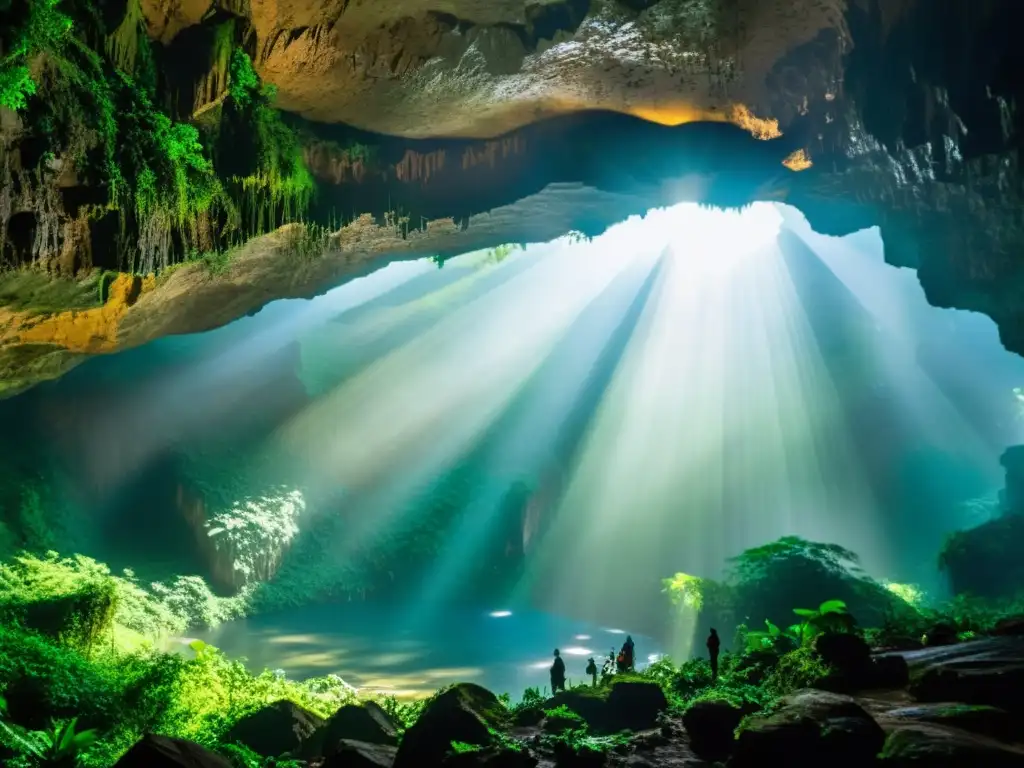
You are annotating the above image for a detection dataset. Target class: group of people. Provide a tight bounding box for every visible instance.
[549,635,636,693]
[549,629,722,693]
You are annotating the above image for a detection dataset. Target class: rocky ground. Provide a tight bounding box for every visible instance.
[110,626,1024,767]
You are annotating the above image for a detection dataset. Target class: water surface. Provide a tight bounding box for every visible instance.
[194,602,662,699]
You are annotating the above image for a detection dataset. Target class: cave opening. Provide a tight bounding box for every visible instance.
[2,197,1022,692]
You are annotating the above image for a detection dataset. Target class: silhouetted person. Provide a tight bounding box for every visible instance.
[603,649,616,678]
[707,628,721,680]
[585,657,598,686]
[619,635,635,672]
[551,649,566,693]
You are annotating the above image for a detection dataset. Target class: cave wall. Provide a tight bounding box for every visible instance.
[791,0,1024,353]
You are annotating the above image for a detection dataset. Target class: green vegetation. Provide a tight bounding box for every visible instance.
[0,0,73,110]
[219,51,314,236]
[663,536,912,646]
[939,513,1024,600]
[0,269,103,314]
[0,527,1022,766]
[1,0,319,277]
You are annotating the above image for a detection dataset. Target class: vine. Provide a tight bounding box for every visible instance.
[1,2,319,276]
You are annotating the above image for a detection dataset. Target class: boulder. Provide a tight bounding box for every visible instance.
[868,655,911,690]
[923,624,958,648]
[681,699,743,759]
[546,680,667,734]
[113,734,232,768]
[321,740,397,768]
[223,699,324,758]
[991,617,1024,637]
[605,681,668,732]
[879,703,1016,743]
[905,638,1024,712]
[394,683,509,768]
[879,722,1024,767]
[300,701,399,758]
[545,688,607,730]
[816,632,872,672]
[732,689,885,768]
[815,632,877,692]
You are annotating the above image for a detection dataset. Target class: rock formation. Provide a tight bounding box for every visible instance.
[0,0,1021,396]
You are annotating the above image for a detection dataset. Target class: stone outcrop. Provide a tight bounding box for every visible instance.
[139,0,844,138]
[222,699,325,757]
[394,683,510,767]
[1,0,1023,397]
[732,689,886,768]
[113,734,233,768]
[299,701,400,759]
[902,637,1024,714]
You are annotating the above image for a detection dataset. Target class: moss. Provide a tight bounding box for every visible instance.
[939,515,1024,599]
[7,8,317,279]
[218,50,315,235]
[0,0,73,110]
[0,268,102,313]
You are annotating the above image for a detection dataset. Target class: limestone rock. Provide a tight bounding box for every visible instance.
[300,701,400,759]
[879,722,1024,768]
[113,734,233,768]
[394,683,509,768]
[140,0,845,138]
[879,703,1016,743]
[546,679,667,734]
[681,699,743,759]
[903,638,1024,713]
[321,739,398,768]
[732,689,885,768]
[223,699,325,758]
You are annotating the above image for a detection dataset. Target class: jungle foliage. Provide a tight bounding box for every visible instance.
[0,0,318,275]
[1,533,1023,766]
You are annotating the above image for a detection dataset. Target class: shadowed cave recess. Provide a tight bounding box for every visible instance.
[3,1,1024,767]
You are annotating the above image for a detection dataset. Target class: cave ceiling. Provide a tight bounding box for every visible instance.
[142,0,845,137]
[0,0,1022,396]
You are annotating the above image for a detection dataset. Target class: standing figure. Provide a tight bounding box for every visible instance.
[603,649,616,678]
[707,628,721,680]
[550,649,566,693]
[585,657,598,686]
[620,635,635,672]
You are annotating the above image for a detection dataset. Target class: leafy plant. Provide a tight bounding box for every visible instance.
[790,599,856,645]
[742,619,796,652]
[0,0,73,110]
[26,717,99,767]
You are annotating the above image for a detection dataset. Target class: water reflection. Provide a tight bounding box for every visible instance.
[193,603,661,699]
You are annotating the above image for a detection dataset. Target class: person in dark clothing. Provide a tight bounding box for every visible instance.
[603,649,616,678]
[707,628,721,680]
[620,635,635,672]
[585,657,598,686]
[551,649,566,693]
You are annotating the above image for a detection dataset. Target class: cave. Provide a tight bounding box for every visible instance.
[2,1,1024,765]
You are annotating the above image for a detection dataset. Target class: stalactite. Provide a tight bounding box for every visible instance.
[105,0,145,73]
[195,20,236,115]
[29,171,65,267]
[395,149,447,182]
[136,209,173,275]
[0,148,12,264]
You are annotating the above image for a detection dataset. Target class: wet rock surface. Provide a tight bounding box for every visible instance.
[320,740,398,768]
[300,701,400,759]
[895,637,1024,713]
[732,689,885,768]
[394,682,509,767]
[115,637,1024,768]
[113,734,233,768]
[223,699,325,757]
[878,723,1024,768]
